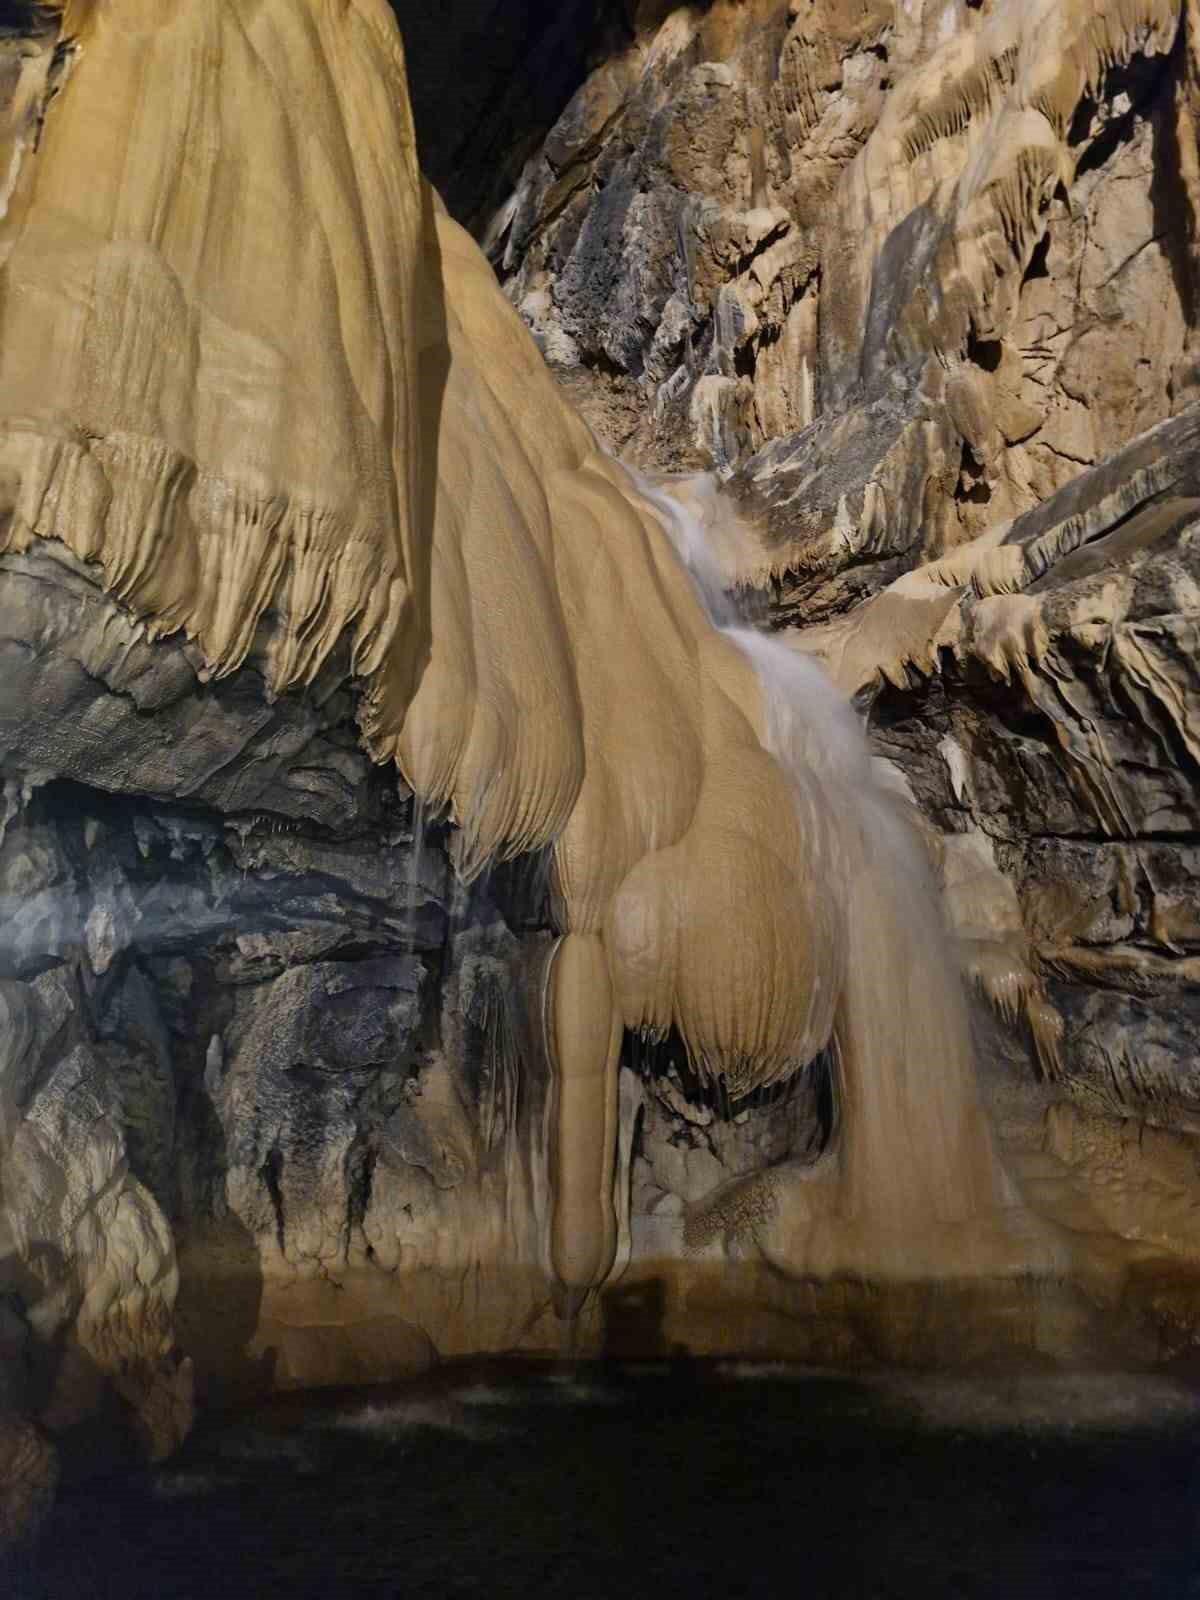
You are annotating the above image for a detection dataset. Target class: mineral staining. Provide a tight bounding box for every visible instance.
[1,0,1029,1308]
[0,0,1195,1404]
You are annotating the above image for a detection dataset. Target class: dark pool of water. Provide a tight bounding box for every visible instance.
[20,1361,1200,1598]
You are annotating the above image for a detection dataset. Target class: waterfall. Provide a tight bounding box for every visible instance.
[631,469,1055,1281]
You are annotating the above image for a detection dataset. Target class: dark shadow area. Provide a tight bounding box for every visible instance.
[626,1023,832,1160]
[1151,25,1200,333]
[389,1,634,230]
[24,1359,1200,1599]
[386,175,451,717]
[600,1278,698,1384]
[600,1277,667,1359]
[0,2,58,37]
[173,1214,272,1416]
[0,1248,142,1460]
[1068,50,1168,180]
[172,1057,273,1412]
[0,1250,64,1417]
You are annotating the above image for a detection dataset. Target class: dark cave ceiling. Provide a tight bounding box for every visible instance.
[387,0,633,229]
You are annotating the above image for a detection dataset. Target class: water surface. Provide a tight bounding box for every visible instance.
[28,1362,1200,1598]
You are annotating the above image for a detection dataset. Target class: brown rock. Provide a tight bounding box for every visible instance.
[0,1413,58,1558]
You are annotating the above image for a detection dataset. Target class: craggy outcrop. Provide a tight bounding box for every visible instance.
[1,0,1048,1372]
[831,408,1200,1131]
[493,0,1200,1349]
[547,0,1200,1347]
[0,536,562,1407]
[3,5,1200,1538]
[498,0,1196,542]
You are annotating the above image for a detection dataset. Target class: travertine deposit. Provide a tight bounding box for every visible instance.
[489,0,1200,1299]
[0,0,1198,1539]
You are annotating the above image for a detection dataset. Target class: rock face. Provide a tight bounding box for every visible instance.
[3,0,1200,1522]
[864,411,1200,1131]
[494,0,1200,1260]
[0,538,560,1416]
[0,1413,57,1558]
[0,0,878,1475]
[495,0,1196,508]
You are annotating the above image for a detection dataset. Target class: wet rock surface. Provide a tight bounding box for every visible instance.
[2,1,1200,1541]
[490,0,1200,1148]
[865,410,1200,1129]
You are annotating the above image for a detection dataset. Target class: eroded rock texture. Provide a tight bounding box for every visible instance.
[862,414,1200,1130]
[496,0,1196,513]
[0,544,849,1361]
[0,540,834,1425]
[0,540,563,1417]
[494,0,1200,1206]
[2,1,1200,1518]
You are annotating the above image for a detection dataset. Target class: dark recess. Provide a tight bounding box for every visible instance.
[386,1,632,231]
[0,1,58,34]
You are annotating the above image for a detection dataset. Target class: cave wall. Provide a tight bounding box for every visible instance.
[0,537,824,1430]
[492,0,1200,1135]
[495,0,1197,511]
[2,2,1200,1498]
[0,0,881,1441]
[0,538,560,1434]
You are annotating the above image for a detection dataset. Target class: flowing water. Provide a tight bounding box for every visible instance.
[633,471,1046,1280]
[7,486,1186,1600]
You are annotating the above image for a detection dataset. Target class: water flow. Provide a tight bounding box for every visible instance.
[632,469,1025,1278]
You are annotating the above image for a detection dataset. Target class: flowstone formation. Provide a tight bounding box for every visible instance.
[1,0,1199,1536]
[489,0,1200,1339]
[0,0,1029,1374]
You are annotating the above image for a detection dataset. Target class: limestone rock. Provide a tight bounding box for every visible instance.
[493,0,1200,1121]
[2,0,1200,1426]
[0,1412,58,1560]
[486,0,1200,1328]
[786,407,1200,1127]
[497,0,1196,605]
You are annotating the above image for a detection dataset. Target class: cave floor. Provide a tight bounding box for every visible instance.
[26,1361,1200,1599]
